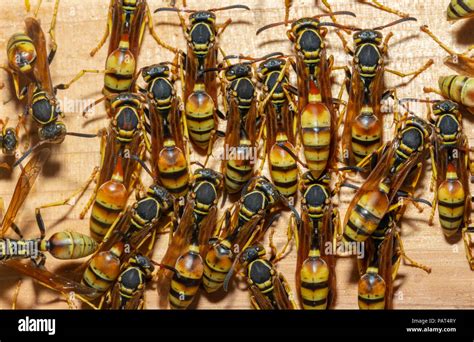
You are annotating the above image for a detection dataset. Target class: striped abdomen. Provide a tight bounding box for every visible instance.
[104,44,136,96]
[301,102,331,179]
[269,135,298,197]
[185,88,216,150]
[447,0,474,21]
[343,189,389,243]
[169,244,204,309]
[351,107,382,163]
[224,141,254,194]
[158,141,189,198]
[90,179,128,242]
[82,243,124,293]
[203,240,233,293]
[300,250,329,310]
[358,267,386,310]
[439,75,474,111]
[43,231,98,259]
[437,169,466,236]
[7,32,36,73]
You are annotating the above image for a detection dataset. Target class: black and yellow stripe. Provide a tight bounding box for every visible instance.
[269,136,298,197]
[447,0,474,21]
[169,244,203,309]
[7,32,36,73]
[82,243,124,293]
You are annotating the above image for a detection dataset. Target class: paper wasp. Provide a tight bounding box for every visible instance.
[295,172,339,309]
[139,62,191,198]
[203,176,299,293]
[0,149,102,306]
[330,17,433,167]
[223,243,297,310]
[154,5,250,152]
[414,99,474,269]
[3,8,98,166]
[56,0,177,102]
[342,115,432,244]
[357,211,430,309]
[257,13,357,181]
[157,166,224,309]
[254,55,300,198]
[203,53,282,195]
[106,253,154,309]
[37,92,147,243]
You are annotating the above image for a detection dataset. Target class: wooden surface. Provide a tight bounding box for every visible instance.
[0,0,472,309]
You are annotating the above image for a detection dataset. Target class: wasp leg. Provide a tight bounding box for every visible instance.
[271,214,295,263]
[55,69,110,91]
[36,166,99,211]
[11,279,22,310]
[420,25,457,56]
[395,231,432,273]
[284,0,292,22]
[90,0,114,57]
[217,18,232,37]
[385,59,434,80]
[33,0,43,17]
[146,5,179,54]
[365,0,409,18]
[47,0,60,64]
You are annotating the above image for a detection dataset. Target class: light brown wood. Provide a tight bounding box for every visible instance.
[0,0,472,309]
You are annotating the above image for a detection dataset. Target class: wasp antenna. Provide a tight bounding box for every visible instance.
[209,4,250,12]
[154,7,194,13]
[256,20,296,35]
[372,17,417,31]
[314,11,357,18]
[13,141,48,168]
[318,22,361,31]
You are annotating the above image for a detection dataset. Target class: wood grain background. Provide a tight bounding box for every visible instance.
[0,0,472,309]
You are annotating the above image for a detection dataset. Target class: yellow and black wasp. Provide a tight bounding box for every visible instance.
[296,172,338,310]
[154,5,249,152]
[56,0,177,104]
[422,99,474,269]
[203,176,299,294]
[327,18,433,167]
[342,115,432,244]
[140,61,191,199]
[157,167,224,309]
[223,243,297,310]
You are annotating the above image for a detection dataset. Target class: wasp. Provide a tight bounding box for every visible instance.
[223,243,297,310]
[357,202,431,309]
[447,0,474,21]
[203,176,299,293]
[330,18,433,167]
[139,62,191,198]
[296,172,339,309]
[154,5,249,152]
[1,208,97,263]
[4,14,98,166]
[0,148,100,306]
[255,56,300,198]
[37,93,147,243]
[56,0,177,102]
[420,99,474,269]
[342,115,432,244]
[106,253,155,310]
[157,167,224,309]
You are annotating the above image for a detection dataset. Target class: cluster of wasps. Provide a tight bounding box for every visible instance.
[0,0,473,311]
